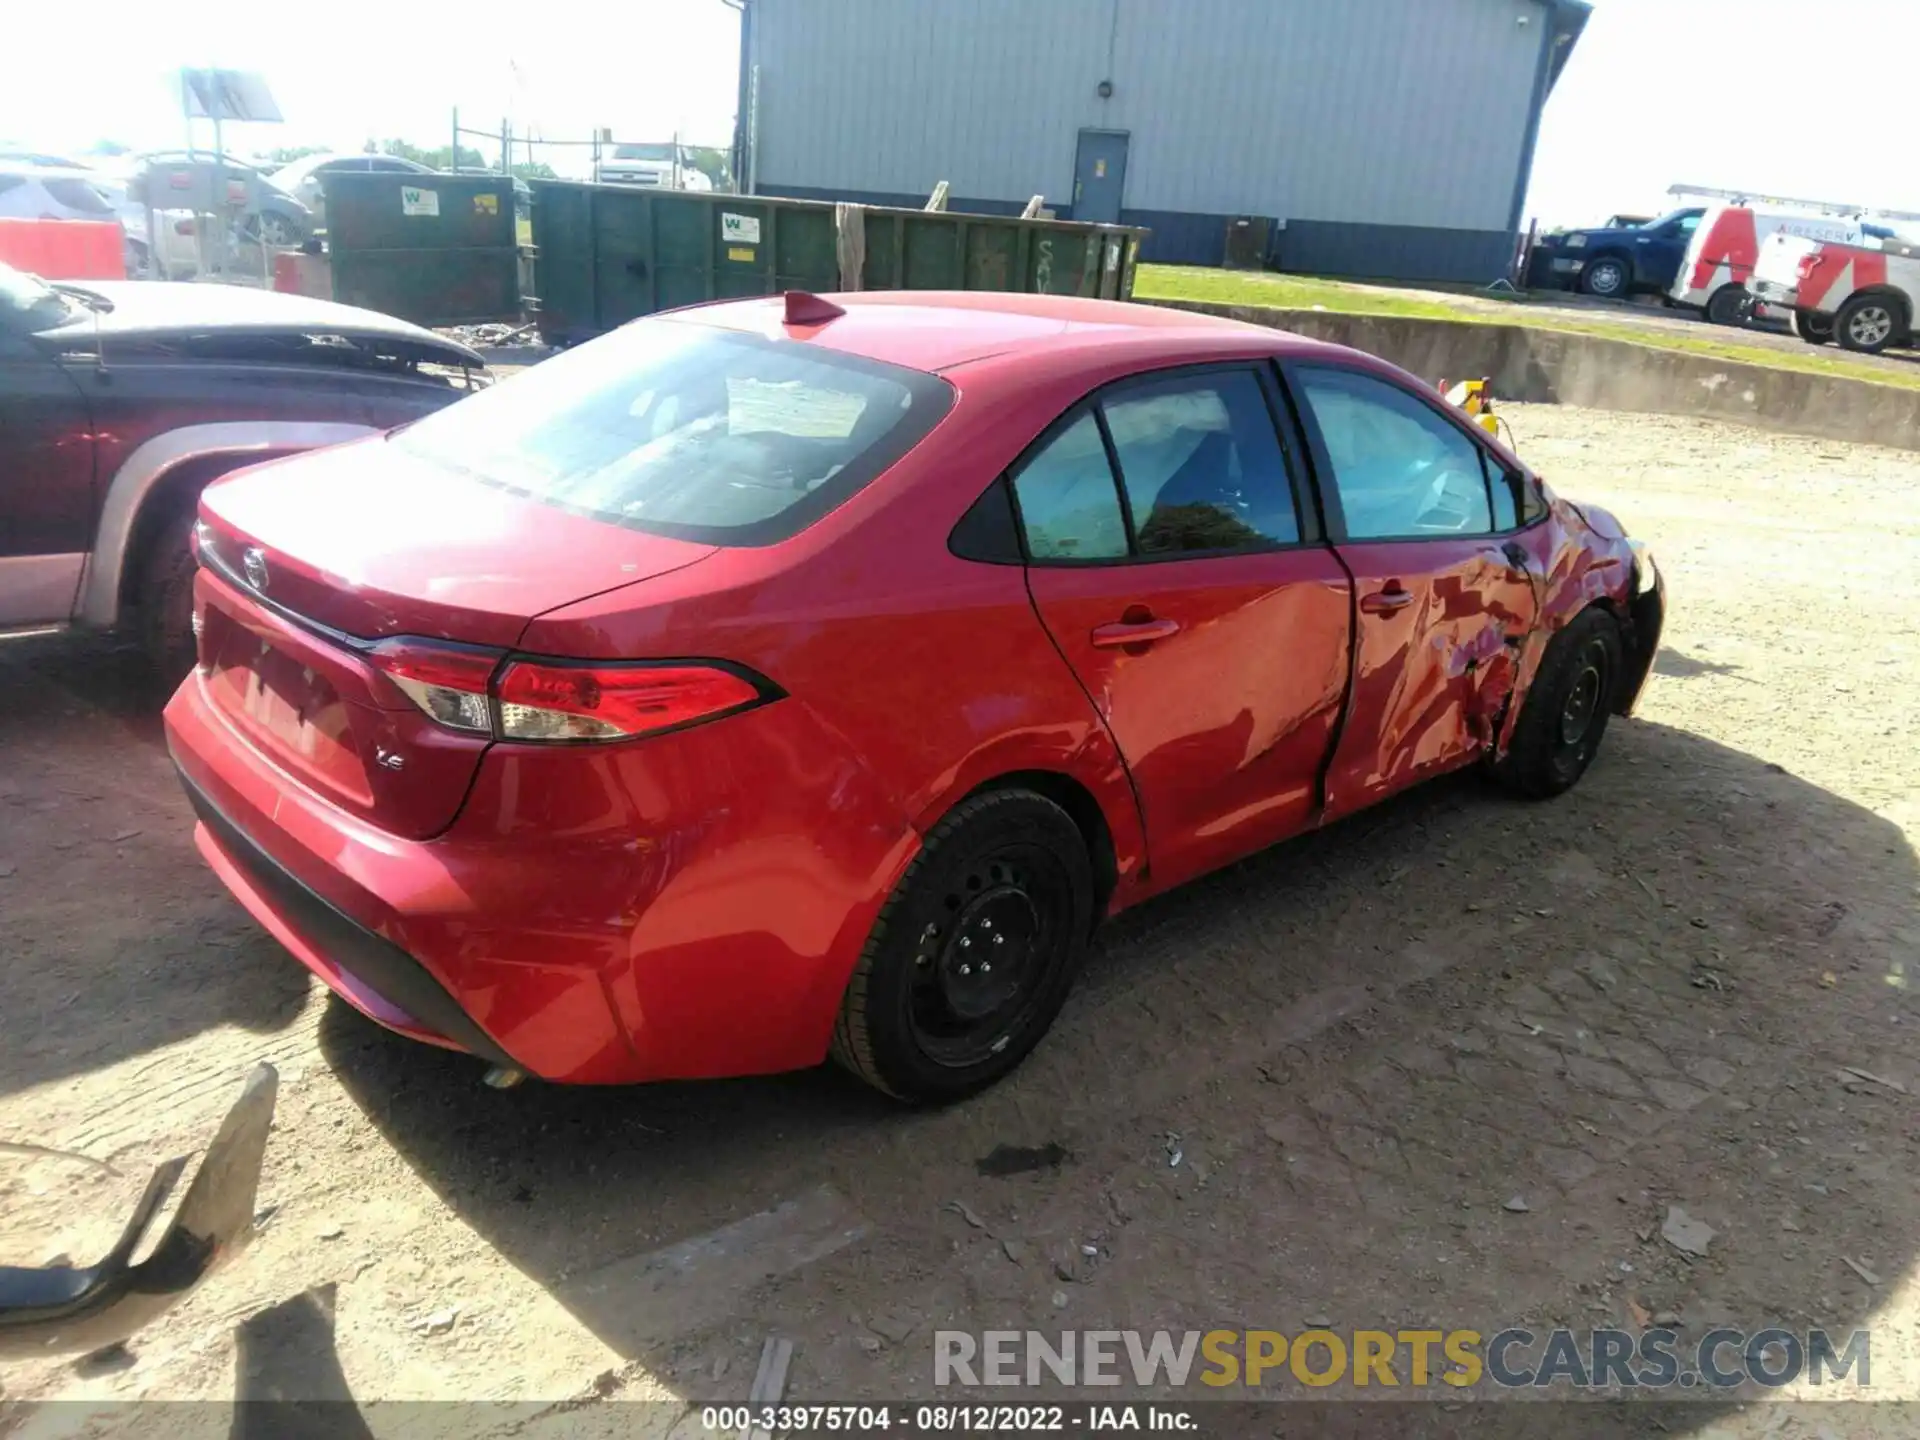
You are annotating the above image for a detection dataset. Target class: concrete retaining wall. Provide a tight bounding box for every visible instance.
[1156,302,1920,454]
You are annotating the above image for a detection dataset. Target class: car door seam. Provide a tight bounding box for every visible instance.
[1019,563,1154,883]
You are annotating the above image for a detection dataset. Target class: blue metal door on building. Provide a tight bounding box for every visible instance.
[1072,129,1129,224]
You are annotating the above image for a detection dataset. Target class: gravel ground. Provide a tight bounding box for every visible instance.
[1,404,1916,1436]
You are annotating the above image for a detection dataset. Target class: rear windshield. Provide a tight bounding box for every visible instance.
[390,318,952,545]
[613,144,677,162]
[42,178,116,214]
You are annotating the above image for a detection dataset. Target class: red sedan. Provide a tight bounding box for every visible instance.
[165,291,1664,1103]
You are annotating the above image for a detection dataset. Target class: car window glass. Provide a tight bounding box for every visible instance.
[41,179,114,215]
[1488,464,1519,531]
[1297,368,1494,539]
[0,177,23,198]
[1520,476,1549,524]
[390,320,949,544]
[1011,412,1128,561]
[1100,371,1298,553]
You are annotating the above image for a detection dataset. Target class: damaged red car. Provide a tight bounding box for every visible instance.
[165,291,1663,1103]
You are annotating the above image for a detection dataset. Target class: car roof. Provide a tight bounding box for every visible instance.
[139,151,262,172]
[0,164,100,183]
[670,290,1329,374]
[0,151,92,168]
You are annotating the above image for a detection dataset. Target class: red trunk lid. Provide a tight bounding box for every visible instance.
[193,439,716,838]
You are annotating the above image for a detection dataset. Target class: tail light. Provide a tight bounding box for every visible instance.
[369,639,497,734]
[496,661,761,741]
[1797,251,1826,284]
[369,640,769,744]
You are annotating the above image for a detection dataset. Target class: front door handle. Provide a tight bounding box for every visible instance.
[1359,586,1414,616]
[1090,617,1180,648]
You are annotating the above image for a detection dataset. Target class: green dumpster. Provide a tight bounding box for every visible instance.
[531,182,1147,346]
[322,172,531,328]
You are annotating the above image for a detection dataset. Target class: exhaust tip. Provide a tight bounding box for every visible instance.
[481,1065,526,1090]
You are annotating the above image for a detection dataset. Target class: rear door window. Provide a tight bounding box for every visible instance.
[1010,412,1129,560]
[1102,371,1299,553]
[1005,366,1303,564]
[390,319,952,545]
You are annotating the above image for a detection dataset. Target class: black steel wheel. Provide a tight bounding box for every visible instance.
[832,789,1092,1103]
[1705,284,1750,327]
[1493,607,1624,799]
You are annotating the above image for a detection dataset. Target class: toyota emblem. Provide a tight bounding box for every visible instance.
[242,546,270,593]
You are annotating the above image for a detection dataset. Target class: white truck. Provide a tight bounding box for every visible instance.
[1750,231,1920,354]
[1668,204,1889,325]
[592,143,714,192]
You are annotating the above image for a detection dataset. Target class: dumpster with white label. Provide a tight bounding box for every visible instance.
[320,171,532,327]
[531,180,1147,346]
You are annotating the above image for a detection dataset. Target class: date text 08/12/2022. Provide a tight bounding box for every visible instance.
[700,1406,1194,1432]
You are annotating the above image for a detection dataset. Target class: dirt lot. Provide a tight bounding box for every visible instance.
[2,405,1917,1434]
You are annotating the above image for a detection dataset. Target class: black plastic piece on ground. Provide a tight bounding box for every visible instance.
[0,1064,278,1358]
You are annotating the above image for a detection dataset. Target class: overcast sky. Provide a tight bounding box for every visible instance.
[1526,0,1918,223]
[2,0,1912,222]
[0,0,744,173]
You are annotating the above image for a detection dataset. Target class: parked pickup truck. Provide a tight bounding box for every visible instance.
[1531,208,1705,299]
[1669,205,1893,327]
[0,263,486,676]
[1750,233,1920,354]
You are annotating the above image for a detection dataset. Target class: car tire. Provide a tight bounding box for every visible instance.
[251,212,300,249]
[831,789,1094,1104]
[138,509,199,689]
[1835,294,1901,355]
[1792,309,1835,346]
[1492,607,1624,800]
[1705,284,1750,327]
[1580,255,1630,299]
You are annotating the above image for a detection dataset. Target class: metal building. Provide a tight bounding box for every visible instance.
[734,0,1589,281]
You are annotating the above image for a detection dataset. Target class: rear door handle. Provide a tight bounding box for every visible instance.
[1090,617,1181,648]
[1359,586,1414,616]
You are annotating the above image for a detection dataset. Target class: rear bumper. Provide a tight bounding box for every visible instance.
[177,768,519,1071]
[1750,278,1802,310]
[165,665,917,1085]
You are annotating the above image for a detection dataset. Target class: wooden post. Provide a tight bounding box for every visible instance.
[835,204,866,290]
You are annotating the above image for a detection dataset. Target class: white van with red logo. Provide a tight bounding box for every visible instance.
[1750,233,1919,354]
[1669,205,1877,325]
